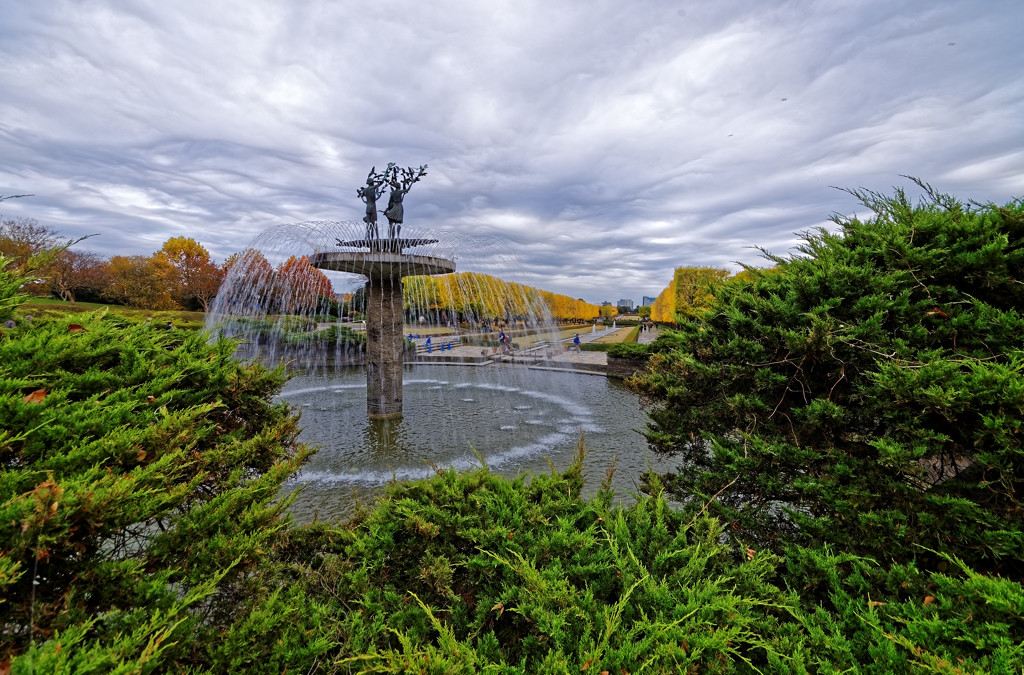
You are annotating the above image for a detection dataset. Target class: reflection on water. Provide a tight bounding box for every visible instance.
[279,364,669,522]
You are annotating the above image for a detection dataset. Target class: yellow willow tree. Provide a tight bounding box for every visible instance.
[401,272,597,323]
[537,291,600,321]
[649,267,741,324]
[402,275,441,311]
[650,277,677,324]
[673,267,731,320]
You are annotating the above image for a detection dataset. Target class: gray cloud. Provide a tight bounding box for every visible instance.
[1,0,1022,304]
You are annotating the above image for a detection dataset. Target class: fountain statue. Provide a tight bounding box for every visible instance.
[311,164,455,419]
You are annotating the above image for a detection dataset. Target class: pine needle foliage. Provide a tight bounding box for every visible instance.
[229,453,1024,672]
[630,181,1024,575]
[274,453,804,674]
[0,255,31,324]
[1,259,312,668]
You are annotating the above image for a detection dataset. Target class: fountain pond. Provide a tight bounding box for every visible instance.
[280,363,665,523]
[207,219,667,522]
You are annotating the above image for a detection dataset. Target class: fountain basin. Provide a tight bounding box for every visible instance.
[279,364,670,522]
[311,250,455,278]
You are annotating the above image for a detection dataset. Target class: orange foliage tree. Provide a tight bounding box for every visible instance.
[154,236,225,311]
[271,256,335,314]
[102,255,178,309]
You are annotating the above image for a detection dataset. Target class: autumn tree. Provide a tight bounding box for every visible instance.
[222,249,274,288]
[102,255,177,309]
[0,216,70,298]
[0,216,60,272]
[673,267,730,320]
[153,236,225,311]
[270,256,334,314]
[48,250,111,303]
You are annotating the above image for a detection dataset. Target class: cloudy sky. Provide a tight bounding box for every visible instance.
[1,0,1022,304]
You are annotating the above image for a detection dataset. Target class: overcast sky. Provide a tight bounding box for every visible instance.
[1,1,1022,304]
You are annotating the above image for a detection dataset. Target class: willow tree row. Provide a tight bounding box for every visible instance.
[402,272,602,322]
[649,266,760,324]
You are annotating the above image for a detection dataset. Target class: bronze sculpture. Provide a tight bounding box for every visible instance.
[382,163,428,239]
[356,167,386,240]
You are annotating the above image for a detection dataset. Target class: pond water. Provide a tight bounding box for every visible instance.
[278,364,669,522]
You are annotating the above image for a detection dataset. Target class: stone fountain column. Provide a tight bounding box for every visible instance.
[365,275,404,417]
[312,240,455,419]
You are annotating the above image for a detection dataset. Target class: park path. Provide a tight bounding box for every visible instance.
[410,323,662,375]
[637,326,659,344]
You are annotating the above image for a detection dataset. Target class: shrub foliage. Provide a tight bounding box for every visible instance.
[4,179,1024,672]
[631,181,1024,575]
[1,256,311,668]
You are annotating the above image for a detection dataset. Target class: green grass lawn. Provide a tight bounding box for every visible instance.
[16,297,207,328]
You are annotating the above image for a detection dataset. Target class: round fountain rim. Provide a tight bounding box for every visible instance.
[311,250,456,278]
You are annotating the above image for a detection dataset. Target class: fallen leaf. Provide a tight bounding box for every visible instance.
[23,389,47,404]
[68,324,87,332]
[746,547,756,560]
[137,450,147,462]
[868,600,887,608]
[924,595,935,606]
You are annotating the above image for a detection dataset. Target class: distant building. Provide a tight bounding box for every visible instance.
[641,296,657,307]
[617,299,634,311]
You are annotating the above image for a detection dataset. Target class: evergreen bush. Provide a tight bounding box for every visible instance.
[630,181,1024,576]
[1,257,314,669]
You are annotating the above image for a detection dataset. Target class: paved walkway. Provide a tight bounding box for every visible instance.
[637,326,659,344]
[412,324,661,375]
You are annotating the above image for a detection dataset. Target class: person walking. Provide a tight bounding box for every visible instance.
[573,333,581,352]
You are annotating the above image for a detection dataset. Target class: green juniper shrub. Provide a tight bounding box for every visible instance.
[784,545,1024,673]
[606,342,650,359]
[630,180,1024,576]
[0,256,315,669]
[6,209,1024,673]
[274,451,804,674]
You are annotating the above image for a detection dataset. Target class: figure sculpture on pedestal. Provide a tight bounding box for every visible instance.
[357,167,386,240]
[383,163,428,239]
